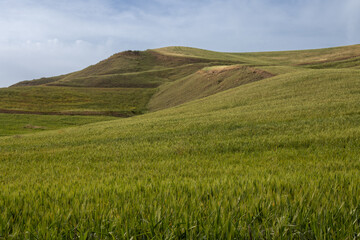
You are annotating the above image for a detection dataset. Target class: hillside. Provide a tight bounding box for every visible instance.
[148,65,274,111]
[0,113,117,136]
[2,44,360,118]
[3,49,243,116]
[1,44,360,238]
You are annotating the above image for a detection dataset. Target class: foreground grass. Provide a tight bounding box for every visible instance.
[0,114,117,136]
[1,69,360,239]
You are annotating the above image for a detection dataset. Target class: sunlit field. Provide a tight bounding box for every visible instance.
[1,45,360,239]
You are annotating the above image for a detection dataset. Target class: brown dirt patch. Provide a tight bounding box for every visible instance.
[24,124,47,130]
[200,65,274,78]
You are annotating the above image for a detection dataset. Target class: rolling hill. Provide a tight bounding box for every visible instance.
[3,49,242,117]
[2,44,360,117]
[1,44,360,238]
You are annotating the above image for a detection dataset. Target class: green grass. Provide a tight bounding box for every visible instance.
[0,113,117,136]
[228,44,360,66]
[47,63,215,88]
[155,44,360,66]
[0,86,155,116]
[301,56,360,69]
[1,61,360,239]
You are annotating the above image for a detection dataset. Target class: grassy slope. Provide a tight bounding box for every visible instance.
[147,44,360,111]
[155,44,360,66]
[3,49,239,116]
[1,48,360,240]
[5,44,360,117]
[45,64,214,88]
[148,65,274,111]
[11,50,224,89]
[0,86,155,116]
[0,114,117,136]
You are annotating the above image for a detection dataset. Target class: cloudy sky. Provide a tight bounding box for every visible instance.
[0,0,359,87]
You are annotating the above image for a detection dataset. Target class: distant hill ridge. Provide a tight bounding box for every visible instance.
[11,49,234,88]
[3,44,360,116]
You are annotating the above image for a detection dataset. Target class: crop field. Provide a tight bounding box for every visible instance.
[1,45,360,239]
[0,86,155,116]
[0,114,117,136]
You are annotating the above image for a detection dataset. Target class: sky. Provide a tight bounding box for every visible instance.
[0,0,359,87]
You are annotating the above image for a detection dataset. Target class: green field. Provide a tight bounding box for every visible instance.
[0,87,155,116]
[0,114,117,136]
[1,45,360,239]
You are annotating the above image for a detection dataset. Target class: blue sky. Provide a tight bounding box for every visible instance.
[0,0,359,87]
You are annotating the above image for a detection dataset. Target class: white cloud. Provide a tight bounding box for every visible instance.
[0,0,358,87]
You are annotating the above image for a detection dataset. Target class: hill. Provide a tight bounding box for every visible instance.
[4,49,241,116]
[2,44,360,117]
[1,44,360,238]
[148,65,274,111]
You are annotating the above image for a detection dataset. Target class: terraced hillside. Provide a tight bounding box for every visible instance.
[1,44,360,238]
